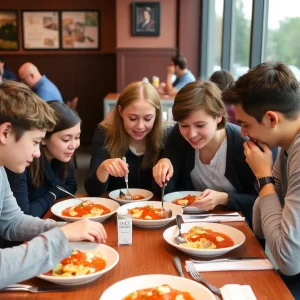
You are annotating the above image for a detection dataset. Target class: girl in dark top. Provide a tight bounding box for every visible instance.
[153,81,257,223]
[5,100,81,219]
[85,81,169,196]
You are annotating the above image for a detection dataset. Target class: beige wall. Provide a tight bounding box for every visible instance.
[116,0,177,48]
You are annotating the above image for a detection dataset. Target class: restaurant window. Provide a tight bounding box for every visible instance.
[264,0,300,81]
[231,0,253,79]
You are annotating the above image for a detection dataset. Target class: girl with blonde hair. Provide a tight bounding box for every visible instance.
[85,81,169,196]
[153,80,257,224]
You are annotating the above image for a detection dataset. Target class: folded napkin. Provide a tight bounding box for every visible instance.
[185,259,273,272]
[220,284,257,300]
[182,212,245,223]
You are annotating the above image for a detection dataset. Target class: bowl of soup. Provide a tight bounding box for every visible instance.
[116,201,183,228]
[109,188,153,205]
[163,222,245,257]
[37,242,119,286]
[100,274,215,300]
[51,197,120,222]
[163,191,204,213]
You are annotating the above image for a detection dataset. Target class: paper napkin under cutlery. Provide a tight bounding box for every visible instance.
[182,212,245,223]
[184,259,273,272]
[220,284,257,300]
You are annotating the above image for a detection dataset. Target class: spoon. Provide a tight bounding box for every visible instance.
[158,182,172,219]
[56,185,89,206]
[174,215,187,245]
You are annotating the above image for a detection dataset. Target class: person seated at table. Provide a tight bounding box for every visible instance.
[222,62,300,299]
[85,81,170,196]
[1,100,81,248]
[157,55,196,97]
[209,69,238,125]
[153,80,257,224]
[0,81,106,289]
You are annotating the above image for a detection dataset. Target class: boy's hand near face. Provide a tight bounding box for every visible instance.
[243,139,273,178]
[60,219,107,243]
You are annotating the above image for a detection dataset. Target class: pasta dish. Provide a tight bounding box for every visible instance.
[123,284,195,300]
[172,194,198,206]
[118,194,145,200]
[128,205,163,220]
[44,250,106,276]
[181,226,234,249]
[62,200,111,217]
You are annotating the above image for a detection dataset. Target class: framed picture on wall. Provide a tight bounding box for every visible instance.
[22,10,60,50]
[0,10,19,50]
[60,10,100,50]
[132,2,160,36]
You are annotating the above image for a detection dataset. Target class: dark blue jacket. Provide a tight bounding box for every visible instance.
[5,157,77,218]
[3,67,17,81]
[155,123,258,223]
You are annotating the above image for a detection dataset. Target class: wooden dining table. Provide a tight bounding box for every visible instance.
[2,193,294,300]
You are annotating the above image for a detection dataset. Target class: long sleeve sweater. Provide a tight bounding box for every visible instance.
[253,133,300,276]
[0,167,71,288]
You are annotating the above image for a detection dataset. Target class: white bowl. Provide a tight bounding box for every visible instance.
[100,274,215,300]
[38,242,119,286]
[163,222,246,257]
[163,191,204,213]
[109,188,153,205]
[51,197,120,222]
[116,201,183,228]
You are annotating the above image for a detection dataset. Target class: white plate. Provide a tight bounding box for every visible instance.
[163,191,203,213]
[116,201,183,228]
[100,274,215,300]
[51,197,120,222]
[109,188,153,205]
[163,222,245,257]
[37,243,119,286]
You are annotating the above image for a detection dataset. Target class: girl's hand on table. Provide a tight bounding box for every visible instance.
[60,219,107,243]
[153,158,173,187]
[191,189,229,211]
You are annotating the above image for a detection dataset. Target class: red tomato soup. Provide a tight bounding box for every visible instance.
[62,203,111,217]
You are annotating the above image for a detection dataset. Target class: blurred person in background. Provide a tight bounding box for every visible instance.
[209,70,238,125]
[0,57,17,82]
[158,55,195,97]
[18,62,63,102]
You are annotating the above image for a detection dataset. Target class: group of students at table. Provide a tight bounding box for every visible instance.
[0,61,300,299]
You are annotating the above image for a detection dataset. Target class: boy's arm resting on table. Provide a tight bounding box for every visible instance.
[0,227,71,289]
[259,148,300,276]
[85,127,109,196]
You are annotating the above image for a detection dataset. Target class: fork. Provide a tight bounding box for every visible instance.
[56,185,90,206]
[187,262,222,297]
[122,157,132,200]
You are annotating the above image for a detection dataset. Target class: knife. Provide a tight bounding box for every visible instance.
[183,214,240,219]
[173,256,185,277]
[189,257,266,263]
[0,284,75,293]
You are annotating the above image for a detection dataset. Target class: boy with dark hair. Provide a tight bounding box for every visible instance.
[158,55,195,97]
[222,62,300,298]
[0,81,107,288]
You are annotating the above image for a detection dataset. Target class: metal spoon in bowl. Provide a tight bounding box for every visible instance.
[158,182,172,219]
[174,215,187,245]
[56,185,90,206]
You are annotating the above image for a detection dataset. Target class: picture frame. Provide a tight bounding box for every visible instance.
[132,2,160,36]
[22,10,60,50]
[60,10,100,50]
[0,10,19,51]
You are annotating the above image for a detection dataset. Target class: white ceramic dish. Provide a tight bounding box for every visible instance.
[51,197,120,222]
[37,242,119,286]
[100,274,215,300]
[116,200,183,228]
[163,222,245,257]
[163,191,204,213]
[109,188,153,205]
